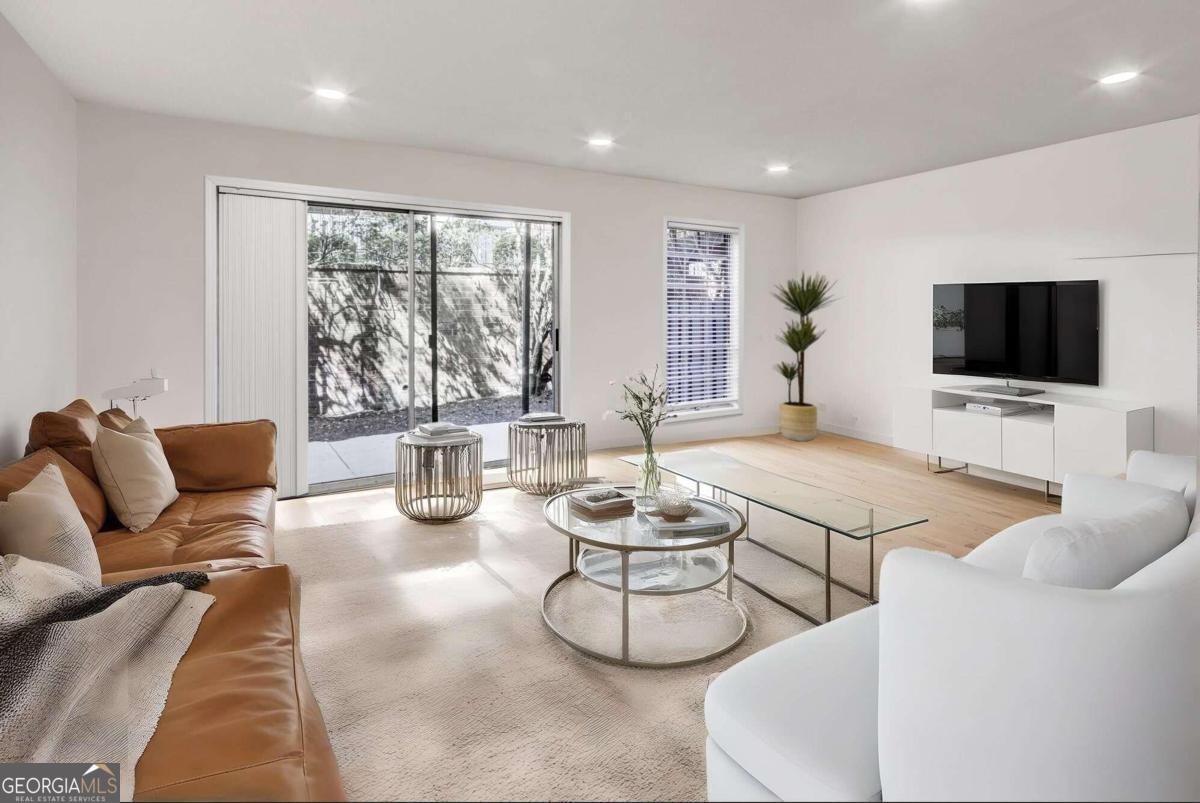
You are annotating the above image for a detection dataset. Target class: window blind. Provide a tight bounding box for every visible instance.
[665,222,739,412]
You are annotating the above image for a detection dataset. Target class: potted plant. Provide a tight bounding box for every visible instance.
[614,368,669,510]
[773,274,835,441]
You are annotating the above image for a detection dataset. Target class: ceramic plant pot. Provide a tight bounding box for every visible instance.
[780,403,817,442]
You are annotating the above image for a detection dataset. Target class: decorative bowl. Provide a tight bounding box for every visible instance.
[654,487,696,520]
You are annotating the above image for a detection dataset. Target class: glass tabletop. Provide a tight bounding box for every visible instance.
[543,486,744,552]
[620,449,927,539]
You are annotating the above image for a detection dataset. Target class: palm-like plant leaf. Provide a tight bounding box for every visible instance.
[773,274,836,318]
[779,318,822,353]
[775,361,798,381]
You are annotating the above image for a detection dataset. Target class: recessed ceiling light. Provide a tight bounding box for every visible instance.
[587,135,614,148]
[315,87,348,100]
[1098,71,1139,85]
[767,163,790,174]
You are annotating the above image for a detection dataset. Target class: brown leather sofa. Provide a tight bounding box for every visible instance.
[0,399,345,801]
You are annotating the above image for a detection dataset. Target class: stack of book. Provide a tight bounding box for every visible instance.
[405,422,473,444]
[520,411,566,424]
[640,505,730,538]
[568,487,633,517]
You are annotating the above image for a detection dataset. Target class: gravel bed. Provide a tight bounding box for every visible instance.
[309,394,552,441]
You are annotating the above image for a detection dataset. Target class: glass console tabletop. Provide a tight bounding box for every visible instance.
[619,448,930,625]
[620,448,927,539]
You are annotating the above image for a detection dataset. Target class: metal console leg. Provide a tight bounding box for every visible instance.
[824,528,832,622]
[926,455,967,474]
[621,551,630,662]
[727,538,735,601]
[869,535,876,603]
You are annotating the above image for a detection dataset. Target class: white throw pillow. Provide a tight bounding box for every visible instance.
[93,417,179,532]
[1023,493,1189,589]
[0,463,102,584]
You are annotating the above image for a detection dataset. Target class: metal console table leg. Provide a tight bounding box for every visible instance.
[657,466,884,626]
[926,454,967,474]
[620,551,630,662]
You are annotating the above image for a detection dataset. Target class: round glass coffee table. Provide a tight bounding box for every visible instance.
[541,486,747,668]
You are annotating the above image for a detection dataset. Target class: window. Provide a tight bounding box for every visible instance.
[664,220,741,415]
[304,203,560,487]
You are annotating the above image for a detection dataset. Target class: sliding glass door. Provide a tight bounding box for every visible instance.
[306,205,559,489]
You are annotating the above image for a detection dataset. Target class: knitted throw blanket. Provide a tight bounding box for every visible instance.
[0,555,212,801]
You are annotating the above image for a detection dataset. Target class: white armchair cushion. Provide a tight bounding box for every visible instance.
[962,514,1080,576]
[879,545,1200,801]
[1061,473,1180,520]
[1126,450,1197,517]
[1023,493,1189,589]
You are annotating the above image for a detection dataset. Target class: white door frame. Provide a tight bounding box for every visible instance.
[204,175,573,487]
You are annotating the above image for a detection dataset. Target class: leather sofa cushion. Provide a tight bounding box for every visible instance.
[98,407,134,430]
[0,448,108,534]
[133,565,345,801]
[26,398,102,482]
[94,520,274,574]
[148,487,276,530]
[157,420,278,491]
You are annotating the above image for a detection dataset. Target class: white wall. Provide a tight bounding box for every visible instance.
[76,103,796,449]
[797,116,1200,456]
[0,15,77,462]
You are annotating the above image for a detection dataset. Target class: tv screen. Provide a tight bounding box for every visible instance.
[932,280,1099,385]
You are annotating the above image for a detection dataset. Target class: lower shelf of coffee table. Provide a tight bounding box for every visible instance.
[575,546,729,596]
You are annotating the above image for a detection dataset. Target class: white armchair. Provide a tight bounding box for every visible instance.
[705,451,1199,802]
[879,538,1200,801]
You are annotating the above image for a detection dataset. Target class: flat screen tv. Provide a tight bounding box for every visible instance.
[932,280,1099,385]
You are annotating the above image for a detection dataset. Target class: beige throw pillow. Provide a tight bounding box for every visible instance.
[93,417,179,532]
[0,463,102,584]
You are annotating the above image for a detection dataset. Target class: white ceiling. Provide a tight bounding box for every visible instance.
[4,0,1199,198]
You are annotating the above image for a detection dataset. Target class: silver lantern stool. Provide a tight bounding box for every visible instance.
[394,430,483,522]
[507,419,587,495]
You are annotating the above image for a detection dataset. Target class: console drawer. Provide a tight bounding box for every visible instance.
[932,407,1002,469]
[1001,413,1055,480]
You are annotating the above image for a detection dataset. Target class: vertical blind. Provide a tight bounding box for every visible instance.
[217,193,308,497]
[665,222,740,411]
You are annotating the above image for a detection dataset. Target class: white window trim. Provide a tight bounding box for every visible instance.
[661,217,744,425]
[204,175,573,427]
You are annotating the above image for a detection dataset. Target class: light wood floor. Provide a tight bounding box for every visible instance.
[587,431,1058,587]
[281,431,1057,589]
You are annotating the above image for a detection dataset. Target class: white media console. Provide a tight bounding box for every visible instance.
[894,384,1154,485]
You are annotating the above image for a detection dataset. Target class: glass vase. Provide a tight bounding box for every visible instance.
[635,440,661,511]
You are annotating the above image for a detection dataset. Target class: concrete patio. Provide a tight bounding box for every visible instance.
[308,421,510,486]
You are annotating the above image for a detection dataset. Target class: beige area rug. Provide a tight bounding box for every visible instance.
[277,488,839,801]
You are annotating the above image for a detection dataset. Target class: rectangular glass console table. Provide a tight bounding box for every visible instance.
[620,448,928,625]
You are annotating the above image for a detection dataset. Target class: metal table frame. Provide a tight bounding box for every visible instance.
[634,459,928,627]
[541,487,748,668]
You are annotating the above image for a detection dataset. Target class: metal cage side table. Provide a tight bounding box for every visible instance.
[395,431,483,522]
[507,419,587,495]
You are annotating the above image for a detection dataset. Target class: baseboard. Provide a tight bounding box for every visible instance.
[589,425,780,453]
[817,422,892,446]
